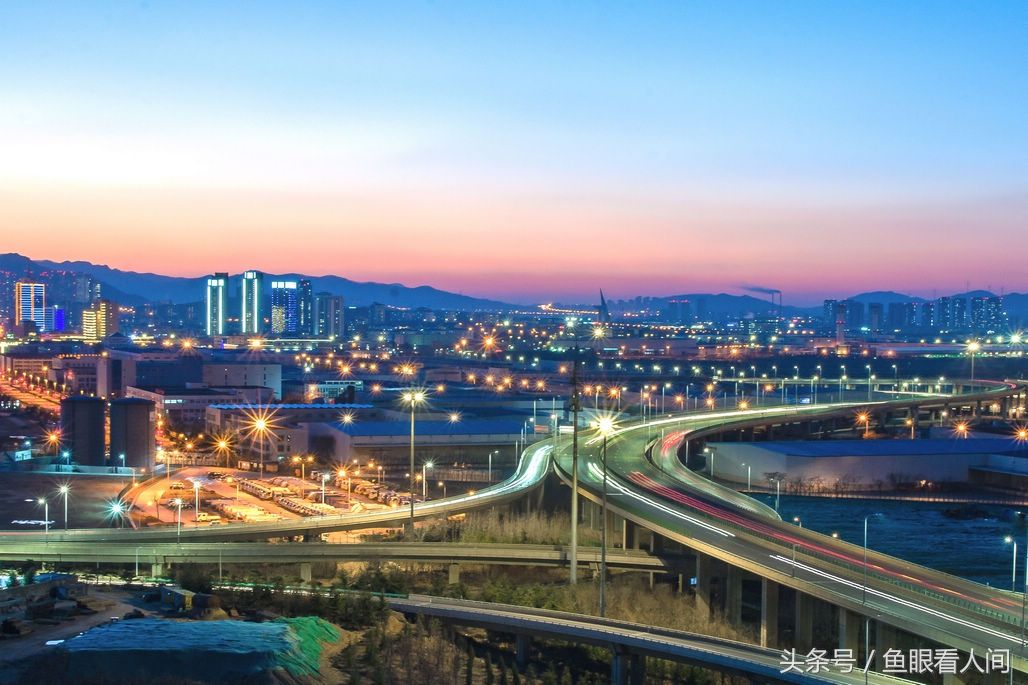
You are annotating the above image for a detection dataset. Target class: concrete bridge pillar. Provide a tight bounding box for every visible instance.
[610,647,645,685]
[760,578,779,648]
[623,519,639,551]
[299,562,312,583]
[151,562,165,578]
[726,565,743,625]
[838,608,861,652]
[448,563,461,585]
[794,592,814,651]
[515,634,531,668]
[695,553,713,618]
[874,622,898,671]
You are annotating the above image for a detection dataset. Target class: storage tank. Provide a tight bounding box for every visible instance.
[109,397,155,470]
[59,396,105,466]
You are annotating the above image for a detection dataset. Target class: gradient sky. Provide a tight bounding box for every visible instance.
[1,2,1026,305]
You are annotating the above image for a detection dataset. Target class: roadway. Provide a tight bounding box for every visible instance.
[552,381,1028,668]
[388,594,916,685]
[0,541,685,573]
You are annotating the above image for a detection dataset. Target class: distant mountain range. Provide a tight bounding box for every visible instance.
[0,253,512,310]
[2,252,1026,321]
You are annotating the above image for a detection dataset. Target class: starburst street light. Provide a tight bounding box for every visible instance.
[855,411,871,437]
[592,413,618,617]
[954,421,970,439]
[212,433,234,468]
[1015,426,1028,443]
[242,406,281,480]
[401,388,429,537]
[967,340,981,385]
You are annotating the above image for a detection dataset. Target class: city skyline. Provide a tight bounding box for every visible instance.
[1,3,1027,303]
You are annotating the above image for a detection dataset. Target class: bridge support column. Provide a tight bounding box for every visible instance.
[875,622,898,671]
[623,519,638,551]
[299,562,312,583]
[610,646,643,685]
[760,578,779,648]
[726,565,743,625]
[151,562,165,578]
[838,608,860,652]
[448,563,461,585]
[794,592,813,651]
[515,634,531,669]
[695,553,712,618]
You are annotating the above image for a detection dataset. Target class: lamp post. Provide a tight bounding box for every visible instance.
[967,341,980,386]
[402,389,427,537]
[741,462,751,491]
[863,513,882,604]
[58,485,69,530]
[438,481,447,498]
[422,461,433,499]
[193,480,200,524]
[1006,536,1018,592]
[37,498,49,541]
[596,415,617,617]
[173,498,183,541]
[322,473,329,504]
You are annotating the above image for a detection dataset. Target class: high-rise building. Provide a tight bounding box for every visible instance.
[298,279,314,336]
[886,303,906,331]
[44,305,65,333]
[936,297,952,330]
[843,300,864,331]
[904,302,919,329]
[952,298,967,329]
[205,273,228,336]
[921,301,936,329]
[15,282,46,331]
[240,270,263,335]
[82,300,119,340]
[60,396,106,466]
[868,303,883,334]
[270,280,299,335]
[314,292,345,338]
[822,299,837,333]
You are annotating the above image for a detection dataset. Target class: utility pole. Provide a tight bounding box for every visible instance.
[570,335,581,585]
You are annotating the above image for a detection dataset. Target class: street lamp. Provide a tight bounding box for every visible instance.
[193,480,200,524]
[401,388,428,537]
[967,341,981,385]
[438,480,447,498]
[740,462,751,491]
[595,415,617,617]
[322,473,330,503]
[422,461,434,500]
[1006,536,1018,592]
[37,497,49,541]
[58,485,69,530]
[863,513,882,604]
[173,498,183,541]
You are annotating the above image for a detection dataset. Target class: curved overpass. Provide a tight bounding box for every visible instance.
[552,380,1028,669]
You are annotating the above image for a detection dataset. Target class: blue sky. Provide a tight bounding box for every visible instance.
[1,2,1025,303]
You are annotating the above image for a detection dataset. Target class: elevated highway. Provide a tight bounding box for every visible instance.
[553,380,1028,668]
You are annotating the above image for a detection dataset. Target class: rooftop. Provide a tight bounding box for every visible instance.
[331,418,525,437]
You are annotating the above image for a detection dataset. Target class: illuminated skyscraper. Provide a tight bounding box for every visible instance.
[270,280,299,335]
[82,300,119,340]
[298,279,314,336]
[315,292,345,338]
[205,273,228,336]
[15,282,45,330]
[240,270,263,334]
